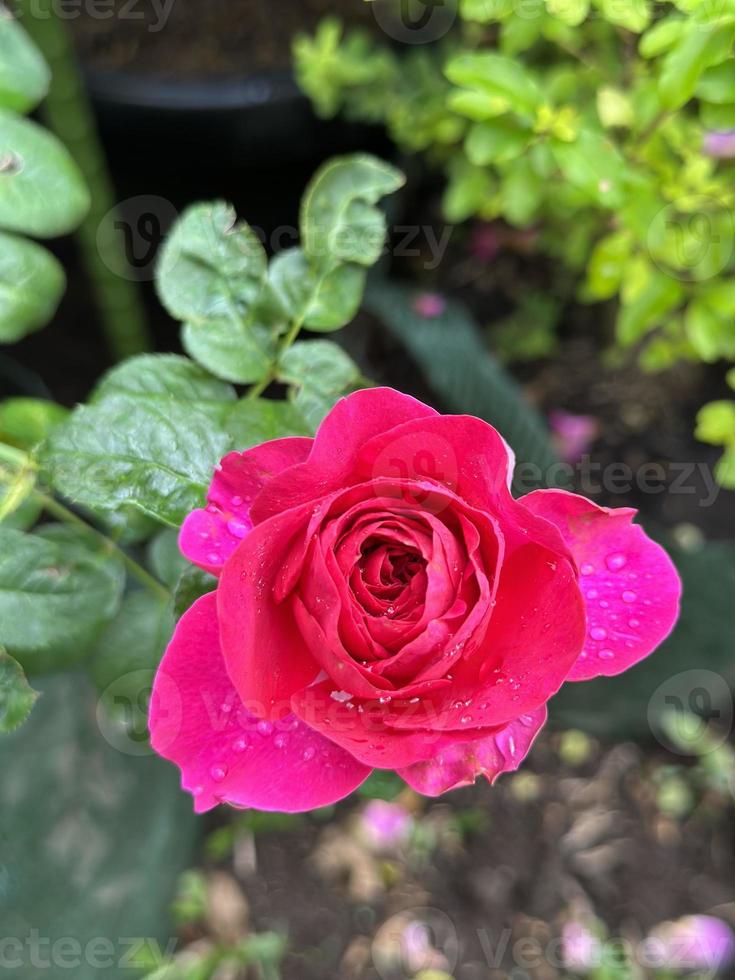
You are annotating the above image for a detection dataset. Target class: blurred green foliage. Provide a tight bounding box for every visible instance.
[295,3,735,480]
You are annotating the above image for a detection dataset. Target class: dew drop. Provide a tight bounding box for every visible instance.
[231,495,243,507]
[580,563,595,576]
[274,734,288,749]
[330,690,353,704]
[257,720,274,737]
[599,649,614,660]
[227,518,249,539]
[590,627,607,641]
[586,589,599,600]
[210,765,228,783]
[460,714,472,725]
[206,552,220,565]
[606,552,627,572]
[629,618,640,628]
[192,785,204,797]
[622,590,637,604]
[508,736,516,756]
[302,747,316,761]
[232,737,249,753]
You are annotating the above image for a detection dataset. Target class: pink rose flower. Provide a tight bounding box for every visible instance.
[149,388,681,813]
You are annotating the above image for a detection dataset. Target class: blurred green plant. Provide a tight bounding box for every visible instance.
[0,4,88,343]
[0,154,403,732]
[295,4,735,482]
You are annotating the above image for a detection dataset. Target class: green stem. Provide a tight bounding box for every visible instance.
[0,442,28,468]
[16,0,152,360]
[246,314,307,400]
[35,491,170,600]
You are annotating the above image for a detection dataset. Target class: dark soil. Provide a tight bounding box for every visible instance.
[187,729,735,980]
[68,0,375,77]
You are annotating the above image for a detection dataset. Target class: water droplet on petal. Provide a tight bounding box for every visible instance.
[590,627,607,641]
[210,765,228,783]
[606,552,627,572]
[580,563,595,576]
[302,747,316,761]
[231,495,243,507]
[257,720,274,737]
[599,649,614,660]
[586,589,599,599]
[207,552,220,565]
[622,590,637,603]
[629,618,640,628]
[232,737,249,753]
[460,714,472,725]
[274,734,288,749]
[227,518,249,539]
[192,785,204,797]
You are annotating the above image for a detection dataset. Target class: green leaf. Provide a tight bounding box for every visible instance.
[156,201,267,324]
[90,590,174,706]
[552,130,627,207]
[300,154,405,270]
[181,317,274,385]
[268,247,366,332]
[0,397,67,451]
[695,400,735,444]
[465,118,531,165]
[715,444,735,488]
[277,340,361,430]
[639,16,687,59]
[0,525,125,674]
[224,397,311,448]
[685,299,735,362]
[593,0,651,32]
[617,268,684,346]
[92,353,236,420]
[551,539,735,736]
[147,528,188,589]
[0,11,49,113]
[696,59,735,103]
[173,565,216,620]
[364,281,566,492]
[442,156,494,223]
[0,110,89,237]
[0,672,198,980]
[581,231,633,301]
[0,646,38,732]
[41,396,231,527]
[445,52,541,117]
[545,0,589,26]
[597,86,634,128]
[0,232,65,341]
[659,22,735,111]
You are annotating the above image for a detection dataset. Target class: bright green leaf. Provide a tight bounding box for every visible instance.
[181,318,274,385]
[582,231,633,301]
[268,247,366,332]
[659,22,735,111]
[277,340,360,430]
[224,397,311,447]
[545,0,589,26]
[92,353,236,420]
[696,59,735,103]
[695,400,735,444]
[0,646,38,732]
[639,16,688,59]
[0,110,89,237]
[617,268,684,345]
[156,201,267,325]
[594,0,651,32]
[465,118,531,165]
[445,52,541,116]
[40,396,231,527]
[0,525,125,674]
[0,12,49,113]
[715,444,735,488]
[300,154,405,270]
[0,231,65,342]
[552,130,627,207]
[0,397,67,452]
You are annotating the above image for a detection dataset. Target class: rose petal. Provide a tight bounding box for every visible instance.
[250,388,438,524]
[520,490,682,680]
[180,437,312,575]
[149,593,371,813]
[218,501,322,713]
[399,707,547,796]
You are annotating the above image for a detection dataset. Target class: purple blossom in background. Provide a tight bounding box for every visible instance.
[561,921,602,972]
[646,915,735,973]
[361,800,414,850]
[703,131,735,159]
[549,410,600,463]
[413,292,447,319]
